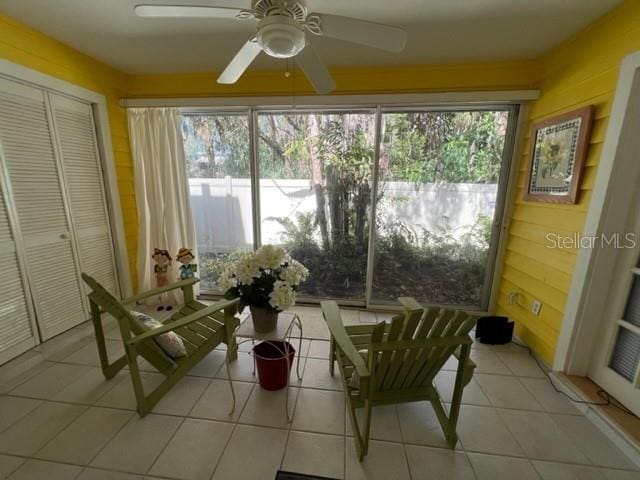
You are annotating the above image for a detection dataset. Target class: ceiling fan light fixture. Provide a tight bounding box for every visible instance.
[257,16,306,58]
[135,1,408,94]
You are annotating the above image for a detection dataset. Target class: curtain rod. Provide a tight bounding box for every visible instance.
[120,90,540,109]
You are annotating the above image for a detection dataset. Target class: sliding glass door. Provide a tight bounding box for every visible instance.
[371,109,512,308]
[182,105,516,309]
[257,111,376,301]
[182,113,254,291]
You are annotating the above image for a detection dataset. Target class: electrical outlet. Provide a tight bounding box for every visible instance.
[531,300,542,316]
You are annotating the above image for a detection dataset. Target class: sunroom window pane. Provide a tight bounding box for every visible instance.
[257,111,375,301]
[182,114,253,292]
[371,110,510,308]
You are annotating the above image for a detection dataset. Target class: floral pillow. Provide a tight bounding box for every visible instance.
[129,310,187,358]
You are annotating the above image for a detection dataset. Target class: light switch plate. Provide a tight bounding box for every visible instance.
[531,300,542,316]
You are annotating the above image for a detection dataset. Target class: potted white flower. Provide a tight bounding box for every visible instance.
[218,245,309,332]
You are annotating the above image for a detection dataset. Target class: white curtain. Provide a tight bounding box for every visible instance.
[127,108,197,293]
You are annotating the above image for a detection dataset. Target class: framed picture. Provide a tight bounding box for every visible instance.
[524,106,594,204]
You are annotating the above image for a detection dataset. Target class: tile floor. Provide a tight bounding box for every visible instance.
[0,306,638,480]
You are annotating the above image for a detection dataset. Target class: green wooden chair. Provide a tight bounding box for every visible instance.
[321,298,477,460]
[82,273,240,416]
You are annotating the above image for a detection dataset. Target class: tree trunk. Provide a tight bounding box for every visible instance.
[307,115,330,249]
[354,182,370,245]
[327,165,343,246]
[342,188,350,239]
[314,184,329,249]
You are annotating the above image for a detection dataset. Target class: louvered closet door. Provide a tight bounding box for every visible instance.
[0,78,86,340]
[0,163,37,363]
[50,94,119,298]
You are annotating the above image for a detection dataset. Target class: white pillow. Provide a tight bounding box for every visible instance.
[349,350,370,388]
[130,310,187,358]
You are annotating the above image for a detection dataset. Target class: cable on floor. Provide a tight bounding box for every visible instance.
[508,340,638,419]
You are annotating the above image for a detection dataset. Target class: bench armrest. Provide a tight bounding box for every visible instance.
[121,278,199,306]
[126,298,239,345]
[321,301,369,378]
[398,297,423,312]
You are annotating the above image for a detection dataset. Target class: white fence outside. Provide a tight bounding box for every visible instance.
[189,177,498,253]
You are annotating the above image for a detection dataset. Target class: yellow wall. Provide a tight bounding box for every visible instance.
[495,0,640,364]
[126,61,540,98]
[0,14,138,291]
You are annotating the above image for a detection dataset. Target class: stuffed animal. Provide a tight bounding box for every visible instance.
[152,248,173,311]
[176,247,197,280]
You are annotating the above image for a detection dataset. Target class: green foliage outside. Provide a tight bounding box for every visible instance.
[381,112,506,183]
[183,110,508,307]
[196,250,245,290]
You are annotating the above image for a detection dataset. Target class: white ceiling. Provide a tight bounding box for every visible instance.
[0,0,623,74]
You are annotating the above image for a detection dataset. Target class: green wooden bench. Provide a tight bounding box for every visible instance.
[321,297,477,460]
[82,273,240,416]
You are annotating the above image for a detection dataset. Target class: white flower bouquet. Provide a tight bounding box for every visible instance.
[219,245,309,313]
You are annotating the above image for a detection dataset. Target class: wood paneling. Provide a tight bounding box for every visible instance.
[496,0,640,364]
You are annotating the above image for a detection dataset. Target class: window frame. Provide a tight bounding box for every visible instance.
[181,102,521,312]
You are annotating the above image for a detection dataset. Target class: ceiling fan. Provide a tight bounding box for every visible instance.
[134,0,408,94]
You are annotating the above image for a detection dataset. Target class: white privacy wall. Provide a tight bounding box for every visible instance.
[189,178,497,253]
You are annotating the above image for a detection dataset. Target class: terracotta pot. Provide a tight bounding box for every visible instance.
[249,306,278,333]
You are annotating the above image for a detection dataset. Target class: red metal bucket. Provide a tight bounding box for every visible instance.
[253,341,295,391]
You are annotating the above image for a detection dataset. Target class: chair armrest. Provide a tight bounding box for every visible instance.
[126,298,239,345]
[321,301,369,378]
[453,348,476,370]
[453,340,476,386]
[122,278,200,305]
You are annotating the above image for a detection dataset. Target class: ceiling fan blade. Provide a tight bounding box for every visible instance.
[217,39,262,84]
[134,4,254,19]
[296,45,336,95]
[309,13,407,52]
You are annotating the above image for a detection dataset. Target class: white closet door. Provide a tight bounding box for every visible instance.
[0,162,37,363]
[50,94,120,298]
[0,78,86,340]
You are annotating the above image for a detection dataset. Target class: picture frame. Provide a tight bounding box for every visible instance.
[523,106,594,204]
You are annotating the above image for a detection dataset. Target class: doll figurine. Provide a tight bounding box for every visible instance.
[152,248,173,311]
[176,247,197,280]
